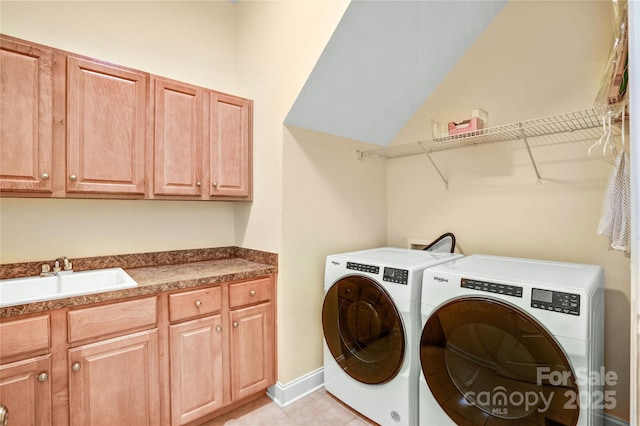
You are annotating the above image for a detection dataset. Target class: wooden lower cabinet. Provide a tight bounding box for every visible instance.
[0,354,52,426]
[169,315,224,426]
[0,274,275,426]
[68,329,160,426]
[168,276,276,426]
[230,302,274,400]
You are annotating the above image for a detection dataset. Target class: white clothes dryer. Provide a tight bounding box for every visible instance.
[322,247,462,426]
[419,254,605,426]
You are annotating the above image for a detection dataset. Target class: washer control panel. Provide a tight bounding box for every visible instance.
[461,278,523,298]
[531,288,581,316]
[346,262,379,274]
[383,267,409,285]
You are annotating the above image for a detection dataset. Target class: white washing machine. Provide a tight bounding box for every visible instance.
[322,247,462,426]
[419,254,605,426]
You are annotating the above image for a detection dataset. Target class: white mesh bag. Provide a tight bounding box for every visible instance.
[597,149,630,255]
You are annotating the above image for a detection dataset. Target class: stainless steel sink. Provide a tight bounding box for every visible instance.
[0,268,138,308]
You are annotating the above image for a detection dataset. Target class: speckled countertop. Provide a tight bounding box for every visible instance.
[0,247,277,318]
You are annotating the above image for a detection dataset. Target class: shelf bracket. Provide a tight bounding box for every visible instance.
[520,128,542,184]
[418,142,449,189]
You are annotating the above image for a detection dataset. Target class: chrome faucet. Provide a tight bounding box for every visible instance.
[40,257,74,277]
[54,257,73,275]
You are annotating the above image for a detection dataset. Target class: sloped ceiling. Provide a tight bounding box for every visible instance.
[284,0,507,146]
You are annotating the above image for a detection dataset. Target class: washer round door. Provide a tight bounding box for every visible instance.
[322,275,405,385]
[420,297,579,426]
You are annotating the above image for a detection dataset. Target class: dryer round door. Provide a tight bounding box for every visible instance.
[322,275,405,385]
[420,297,579,426]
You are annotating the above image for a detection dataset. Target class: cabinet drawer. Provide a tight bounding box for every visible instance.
[68,297,157,344]
[229,277,272,309]
[169,286,222,322]
[0,315,50,360]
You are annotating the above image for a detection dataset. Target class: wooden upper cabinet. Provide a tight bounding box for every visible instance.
[0,36,53,193]
[1,35,253,201]
[66,57,147,195]
[210,94,252,199]
[153,78,205,197]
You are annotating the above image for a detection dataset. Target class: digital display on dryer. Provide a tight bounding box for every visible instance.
[531,288,580,316]
[383,267,408,285]
[532,288,553,303]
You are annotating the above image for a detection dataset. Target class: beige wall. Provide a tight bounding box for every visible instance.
[281,126,386,382]
[387,1,630,420]
[0,1,240,264]
[233,0,386,383]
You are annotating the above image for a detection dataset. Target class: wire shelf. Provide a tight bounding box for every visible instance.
[358,108,603,159]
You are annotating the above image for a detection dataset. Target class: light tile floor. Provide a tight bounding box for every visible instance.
[200,387,378,426]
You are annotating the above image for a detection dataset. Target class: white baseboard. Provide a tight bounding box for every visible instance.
[267,367,629,426]
[267,367,324,408]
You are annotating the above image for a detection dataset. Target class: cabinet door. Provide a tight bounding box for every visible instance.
[230,302,274,400]
[154,78,205,196]
[67,57,147,195]
[169,315,223,426]
[0,36,53,193]
[0,354,52,426]
[209,94,252,198]
[68,329,160,426]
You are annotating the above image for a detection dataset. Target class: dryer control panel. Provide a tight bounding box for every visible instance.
[531,288,581,316]
[346,262,379,274]
[461,278,523,298]
[383,267,408,285]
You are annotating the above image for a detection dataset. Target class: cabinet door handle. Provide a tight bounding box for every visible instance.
[69,174,78,181]
[41,172,50,180]
[195,300,202,307]
[216,325,222,333]
[71,362,81,372]
[37,372,49,382]
[196,181,202,187]
[233,321,238,328]
[212,182,218,188]
[0,405,8,426]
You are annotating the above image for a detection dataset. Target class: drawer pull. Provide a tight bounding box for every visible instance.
[71,362,81,372]
[250,290,256,296]
[195,300,202,307]
[0,405,7,426]
[216,325,222,333]
[233,321,238,328]
[37,372,48,382]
